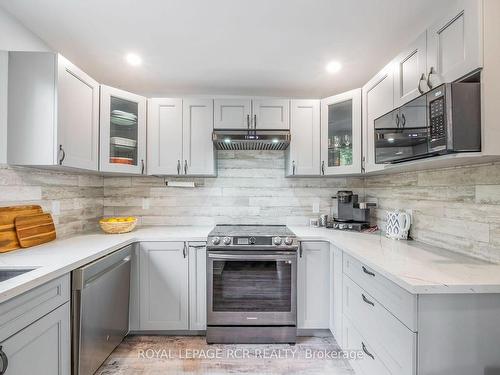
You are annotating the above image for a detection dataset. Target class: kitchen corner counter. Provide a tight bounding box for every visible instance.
[2,225,500,304]
[290,226,500,295]
[0,226,212,304]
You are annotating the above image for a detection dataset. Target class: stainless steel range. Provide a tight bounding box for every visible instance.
[206,224,298,344]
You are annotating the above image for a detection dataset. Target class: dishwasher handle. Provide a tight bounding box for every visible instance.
[82,256,131,289]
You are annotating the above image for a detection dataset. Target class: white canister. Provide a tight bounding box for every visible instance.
[385,210,411,240]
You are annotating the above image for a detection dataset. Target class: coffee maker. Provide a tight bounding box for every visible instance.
[329,191,374,231]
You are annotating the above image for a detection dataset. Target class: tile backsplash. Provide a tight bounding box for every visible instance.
[365,162,500,263]
[103,151,364,226]
[0,164,103,237]
[1,153,500,263]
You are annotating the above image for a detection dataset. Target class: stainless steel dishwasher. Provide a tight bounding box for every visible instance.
[72,245,132,375]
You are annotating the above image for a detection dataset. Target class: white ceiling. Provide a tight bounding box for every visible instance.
[0,0,454,98]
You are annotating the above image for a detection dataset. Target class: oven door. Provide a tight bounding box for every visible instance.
[207,250,297,326]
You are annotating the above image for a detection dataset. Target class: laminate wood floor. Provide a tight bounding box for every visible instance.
[96,335,355,375]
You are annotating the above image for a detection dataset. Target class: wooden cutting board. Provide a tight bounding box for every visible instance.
[15,213,56,248]
[0,205,43,252]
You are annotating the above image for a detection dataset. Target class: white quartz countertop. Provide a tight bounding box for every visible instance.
[1,225,500,303]
[290,226,500,294]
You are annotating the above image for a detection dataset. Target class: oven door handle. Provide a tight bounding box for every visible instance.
[208,253,296,261]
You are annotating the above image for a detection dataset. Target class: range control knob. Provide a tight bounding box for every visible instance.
[273,236,282,245]
[284,237,293,246]
[249,237,256,245]
[223,236,231,245]
[212,236,220,245]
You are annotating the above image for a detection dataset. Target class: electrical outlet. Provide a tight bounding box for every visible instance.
[51,201,60,215]
[312,200,320,214]
[142,198,150,210]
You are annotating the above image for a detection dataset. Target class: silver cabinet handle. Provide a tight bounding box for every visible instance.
[401,113,406,128]
[427,66,436,89]
[189,244,206,249]
[254,114,257,129]
[292,161,296,175]
[177,160,181,175]
[395,113,400,128]
[362,342,375,360]
[182,243,187,258]
[362,266,375,277]
[141,159,145,174]
[0,346,8,375]
[418,73,426,94]
[321,161,325,175]
[58,144,66,165]
[184,160,188,174]
[247,114,250,130]
[362,294,375,307]
[299,243,303,258]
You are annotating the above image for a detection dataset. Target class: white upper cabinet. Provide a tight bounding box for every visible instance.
[7,52,99,171]
[394,31,428,107]
[213,98,289,130]
[362,64,395,173]
[148,98,215,176]
[426,0,482,87]
[286,100,320,176]
[147,98,183,175]
[321,88,362,175]
[252,99,290,129]
[183,99,216,176]
[100,85,147,174]
[214,99,251,129]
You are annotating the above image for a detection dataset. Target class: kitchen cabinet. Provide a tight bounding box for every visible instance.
[8,52,99,171]
[147,98,183,175]
[427,0,482,87]
[320,89,362,175]
[214,98,289,130]
[362,63,394,173]
[100,85,147,174]
[0,302,70,375]
[139,242,189,330]
[251,99,289,129]
[329,245,343,344]
[182,99,216,175]
[297,241,330,329]
[394,31,428,106]
[286,100,320,176]
[148,98,215,176]
[188,243,207,330]
[214,99,251,129]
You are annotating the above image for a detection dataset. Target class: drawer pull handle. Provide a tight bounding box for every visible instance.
[362,342,375,360]
[362,266,375,277]
[362,294,375,307]
[0,346,8,375]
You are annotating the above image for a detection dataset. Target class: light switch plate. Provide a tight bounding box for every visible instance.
[51,201,60,215]
[312,200,320,214]
[142,198,150,210]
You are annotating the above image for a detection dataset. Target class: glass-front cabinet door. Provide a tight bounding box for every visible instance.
[100,85,146,174]
[320,88,362,175]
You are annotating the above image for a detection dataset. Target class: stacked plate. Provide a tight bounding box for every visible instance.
[110,137,137,148]
[111,110,137,126]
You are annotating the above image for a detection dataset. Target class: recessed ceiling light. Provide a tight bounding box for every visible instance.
[125,53,142,66]
[326,61,342,74]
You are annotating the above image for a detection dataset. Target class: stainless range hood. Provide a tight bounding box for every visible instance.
[212,129,291,150]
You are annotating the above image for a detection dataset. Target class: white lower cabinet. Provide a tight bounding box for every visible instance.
[188,243,207,330]
[329,245,343,343]
[1,302,70,375]
[139,242,189,330]
[297,241,330,329]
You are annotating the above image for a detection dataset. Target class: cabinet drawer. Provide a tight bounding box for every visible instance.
[343,315,391,375]
[0,274,70,341]
[343,254,417,331]
[343,275,417,375]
